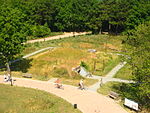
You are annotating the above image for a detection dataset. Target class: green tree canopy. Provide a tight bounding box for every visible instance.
[124,21,150,108]
[54,0,99,32]
[0,7,28,68]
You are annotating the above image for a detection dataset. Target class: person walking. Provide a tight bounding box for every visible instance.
[79,79,84,90]
[54,78,64,89]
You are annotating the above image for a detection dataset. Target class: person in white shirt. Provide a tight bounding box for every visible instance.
[79,79,84,90]
[4,74,7,82]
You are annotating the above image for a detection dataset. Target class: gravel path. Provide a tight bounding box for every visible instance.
[27,32,90,43]
[0,76,128,113]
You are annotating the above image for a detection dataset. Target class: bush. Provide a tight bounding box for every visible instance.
[80,61,89,70]
[31,23,51,37]
[53,67,69,77]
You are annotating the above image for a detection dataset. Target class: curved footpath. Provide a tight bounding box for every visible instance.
[0,76,128,113]
[27,32,90,43]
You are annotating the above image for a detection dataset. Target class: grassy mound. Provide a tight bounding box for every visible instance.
[0,84,81,113]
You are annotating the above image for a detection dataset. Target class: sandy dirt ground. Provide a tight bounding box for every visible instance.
[27,32,90,43]
[0,76,128,113]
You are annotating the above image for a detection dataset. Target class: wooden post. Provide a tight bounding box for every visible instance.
[103,60,105,71]
[93,60,96,72]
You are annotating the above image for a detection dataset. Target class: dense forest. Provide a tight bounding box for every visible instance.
[0,0,150,110]
[0,0,150,36]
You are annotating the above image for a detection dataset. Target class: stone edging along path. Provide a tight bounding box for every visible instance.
[0,76,128,113]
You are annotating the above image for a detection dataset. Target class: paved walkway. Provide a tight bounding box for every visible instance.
[88,76,133,92]
[0,76,128,113]
[10,47,55,64]
[27,32,90,43]
[81,62,134,92]
[23,47,55,58]
[105,62,127,78]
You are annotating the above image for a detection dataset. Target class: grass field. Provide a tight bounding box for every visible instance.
[0,84,81,113]
[23,34,123,77]
[0,34,123,86]
[10,47,120,79]
[97,81,121,95]
[23,34,123,55]
[114,64,133,80]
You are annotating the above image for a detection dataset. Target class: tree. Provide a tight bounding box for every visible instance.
[99,0,150,34]
[99,0,131,34]
[124,21,150,108]
[27,0,55,27]
[54,0,99,32]
[0,7,28,85]
[126,0,150,30]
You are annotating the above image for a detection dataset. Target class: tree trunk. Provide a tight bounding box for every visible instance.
[115,24,118,35]
[93,60,96,72]
[99,28,102,34]
[108,23,111,34]
[6,62,13,86]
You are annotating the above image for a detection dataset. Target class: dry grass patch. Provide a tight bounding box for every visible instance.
[78,43,94,49]
[27,47,90,80]
[27,47,120,80]
[0,34,123,85]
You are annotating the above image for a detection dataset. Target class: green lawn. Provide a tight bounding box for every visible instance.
[114,64,133,80]
[0,84,81,113]
[97,81,121,95]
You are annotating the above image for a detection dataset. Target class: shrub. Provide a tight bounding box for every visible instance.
[31,23,51,37]
[53,67,69,77]
[80,61,89,70]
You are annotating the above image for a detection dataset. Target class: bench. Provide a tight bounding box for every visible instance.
[22,73,32,78]
[109,91,119,99]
